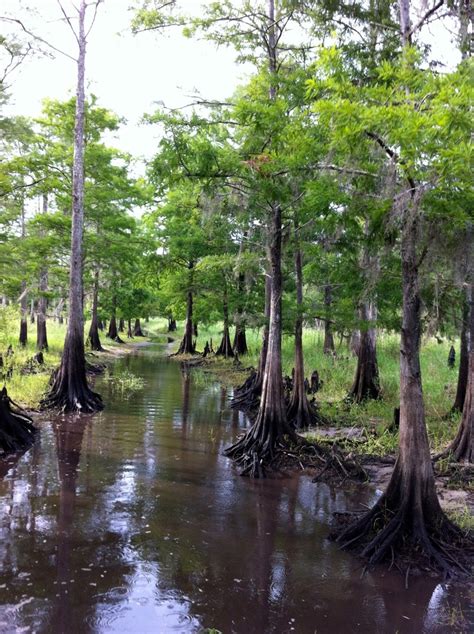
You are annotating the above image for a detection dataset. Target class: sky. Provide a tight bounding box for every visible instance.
[2,0,462,169]
[2,0,246,164]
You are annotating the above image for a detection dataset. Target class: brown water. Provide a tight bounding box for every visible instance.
[0,345,472,634]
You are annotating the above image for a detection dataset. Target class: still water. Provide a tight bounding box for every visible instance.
[0,345,472,633]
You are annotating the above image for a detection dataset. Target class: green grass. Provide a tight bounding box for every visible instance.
[0,307,144,409]
[447,507,474,533]
[147,317,462,456]
[102,368,146,395]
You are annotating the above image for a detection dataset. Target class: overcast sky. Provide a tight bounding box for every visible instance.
[2,0,246,163]
[2,1,461,168]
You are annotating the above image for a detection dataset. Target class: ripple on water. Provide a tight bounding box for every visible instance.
[0,347,472,634]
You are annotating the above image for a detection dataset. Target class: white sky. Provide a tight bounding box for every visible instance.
[1,0,462,170]
[2,0,246,164]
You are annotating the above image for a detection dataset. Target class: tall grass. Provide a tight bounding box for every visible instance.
[0,307,134,408]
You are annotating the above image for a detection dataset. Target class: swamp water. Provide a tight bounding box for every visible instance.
[0,345,472,633]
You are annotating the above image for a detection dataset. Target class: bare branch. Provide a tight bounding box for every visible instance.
[85,0,103,39]
[56,0,80,44]
[410,0,444,36]
[0,16,76,61]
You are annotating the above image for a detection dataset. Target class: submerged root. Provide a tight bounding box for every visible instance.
[331,495,473,578]
[41,368,103,414]
[0,387,37,454]
[225,430,366,482]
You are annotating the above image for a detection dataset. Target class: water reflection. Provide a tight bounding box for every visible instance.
[0,346,471,633]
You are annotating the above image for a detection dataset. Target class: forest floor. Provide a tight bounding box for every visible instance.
[155,319,473,531]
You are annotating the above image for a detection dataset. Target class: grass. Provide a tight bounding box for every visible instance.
[102,368,146,396]
[146,317,463,457]
[0,307,145,409]
[447,507,474,533]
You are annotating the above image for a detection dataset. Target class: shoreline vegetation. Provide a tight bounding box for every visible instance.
[160,319,473,532]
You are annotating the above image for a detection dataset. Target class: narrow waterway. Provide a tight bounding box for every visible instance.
[0,345,472,633]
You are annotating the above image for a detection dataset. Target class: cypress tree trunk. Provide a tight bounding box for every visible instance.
[177,262,195,354]
[127,319,134,338]
[19,282,28,347]
[334,197,464,573]
[350,329,360,356]
[37,280,48,351]
[0,387,36,454]
[231,273,270,410]
[452,290,470,412]
[37,193,49,351]
[216,285,234,358]
[41,0,102,413]
[19,203,28,347]
[88,267,103,352]
[168,314,177,332]
[133,318,144,337]
[323,285,335,355]
[30,299,35,324]
[226,204,295,476]
[233,237,249,355]
[118,317,125,332]
[108,316,119,341]
[444,283,473,462]
[287,237,322,429]
[233,324,248,356]
[348,301,380,402]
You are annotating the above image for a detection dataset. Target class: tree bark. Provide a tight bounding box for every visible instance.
[36,194,49,351]
[0,387,36,454]
[19,281,28,347]
[133,318,144,337]
[19,203,28,347]
[231,268,270,410]
[445,282,474,462]
[216,283,234,357]
[452,289,470,411]
[41,0,103,413]
[323,285,335,354]
[168,314,177,332]
[127,319,134,338]
[177,262,195,354]
[233,236,249,355]
[348,301,380,402]
[287,235,322,429]
[334,197,463,573]
[118,317,125,332]
[226,204,295,476]
[88,266,103,351]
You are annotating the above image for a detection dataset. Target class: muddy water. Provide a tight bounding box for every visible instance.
[0,345,472,634]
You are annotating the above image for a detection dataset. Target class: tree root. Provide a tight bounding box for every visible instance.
[225,431,367,482]
[331,496,473,578]
[41,368,103,414]
[230,370,262,413]
[0,387,37,455]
